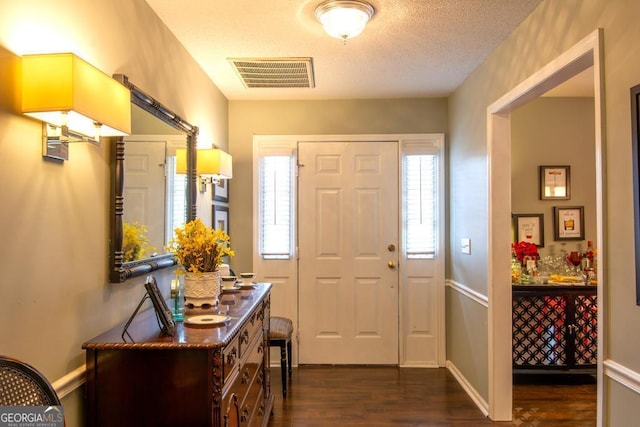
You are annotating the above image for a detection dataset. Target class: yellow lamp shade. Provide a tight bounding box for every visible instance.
[198,148,233,179]
[175,148,232,179]
[22,53,131,138]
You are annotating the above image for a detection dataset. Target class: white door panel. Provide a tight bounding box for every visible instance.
[124,141,166,255]
[298,141,398,364]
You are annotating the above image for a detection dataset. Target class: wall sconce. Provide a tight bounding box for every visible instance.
[21,53,131,160]
[176,148,233,193]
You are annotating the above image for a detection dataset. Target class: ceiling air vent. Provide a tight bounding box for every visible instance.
[229,57,315,89]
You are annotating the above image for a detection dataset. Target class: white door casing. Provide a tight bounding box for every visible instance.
[253,133,445,368]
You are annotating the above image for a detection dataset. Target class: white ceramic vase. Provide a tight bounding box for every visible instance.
[183,270,221,308]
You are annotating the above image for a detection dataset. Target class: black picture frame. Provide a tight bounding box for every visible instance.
[213,204,229,235]
[213,179,229,203]
[631,83,640,305]
[553,206,585,241]
[513,213,544,247]
[539,165,571,200]
[144,275,176,336]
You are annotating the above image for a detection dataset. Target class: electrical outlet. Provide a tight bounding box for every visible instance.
[461,238,471,254]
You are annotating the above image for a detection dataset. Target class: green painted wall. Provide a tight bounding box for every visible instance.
[449,0,640,422]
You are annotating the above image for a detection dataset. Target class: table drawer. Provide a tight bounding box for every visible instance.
[223,335,240,384]
[239,306,264,357]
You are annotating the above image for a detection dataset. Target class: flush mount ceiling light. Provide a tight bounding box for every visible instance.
[315,0,375,43]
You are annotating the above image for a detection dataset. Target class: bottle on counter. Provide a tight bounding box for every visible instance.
[586,241,595,268]
[581,252,591,271]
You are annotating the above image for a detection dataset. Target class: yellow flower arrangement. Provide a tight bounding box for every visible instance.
[169,218,234,274]
[122,221,155,262]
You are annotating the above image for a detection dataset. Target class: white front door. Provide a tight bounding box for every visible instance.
[297,140,399,364]
[124,140,166,254]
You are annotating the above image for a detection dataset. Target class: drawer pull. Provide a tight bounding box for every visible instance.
[226,348,237,365]
[240,406,250,423]
[241,368,251,384]
[240,329,250,344]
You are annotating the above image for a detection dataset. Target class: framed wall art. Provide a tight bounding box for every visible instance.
[213,204,229,235]
[539,165,571,200]
[553,206,584,240]
[513,213,544,247]
[213,179,229,203]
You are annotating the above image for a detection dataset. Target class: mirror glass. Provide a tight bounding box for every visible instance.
[110,75,197,283]
[123,104,187,261]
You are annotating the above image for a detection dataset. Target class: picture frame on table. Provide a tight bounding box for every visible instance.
[144,275,175,336]
[213,204,229,235]
[554,206,584,240]
[213,179,229,203]
[539,165,571,200]
[513,213,544,247]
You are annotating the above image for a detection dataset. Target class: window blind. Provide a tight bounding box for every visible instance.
[260,155,292,259]
[405,154,436,258]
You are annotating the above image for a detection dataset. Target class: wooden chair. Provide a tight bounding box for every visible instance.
[269,316,293,398]
[0,355,61,406]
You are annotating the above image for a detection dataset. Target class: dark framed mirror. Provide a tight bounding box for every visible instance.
[109,74,197,283]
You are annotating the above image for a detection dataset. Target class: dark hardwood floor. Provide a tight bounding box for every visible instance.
[268,366,596,426]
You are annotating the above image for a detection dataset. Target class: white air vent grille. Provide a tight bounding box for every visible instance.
[229,58,315,88]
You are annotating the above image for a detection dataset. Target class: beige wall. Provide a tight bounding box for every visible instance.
[228,98,448,273]
[511,97,597,257]
[449,0,640,422]
[0,1,227,425]
[4,0,640,425]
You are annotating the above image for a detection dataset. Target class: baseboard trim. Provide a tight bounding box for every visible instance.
[604,359,640,395]
[446,360,489,417]
[446,280,489,308]
[52,364,86,399]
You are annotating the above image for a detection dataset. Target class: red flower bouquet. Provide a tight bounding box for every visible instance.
[512,241,539,264]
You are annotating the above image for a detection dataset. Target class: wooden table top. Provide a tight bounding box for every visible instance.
[82,283,271,350]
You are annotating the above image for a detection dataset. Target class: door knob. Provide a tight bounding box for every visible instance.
[387,261,396,269]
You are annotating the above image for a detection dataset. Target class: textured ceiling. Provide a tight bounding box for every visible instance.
[145,0,543,100]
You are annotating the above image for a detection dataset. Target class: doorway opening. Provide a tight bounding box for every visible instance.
[487,29,604,422]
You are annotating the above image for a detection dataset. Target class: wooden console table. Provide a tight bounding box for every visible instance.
[512,284,597,373]
[83,283,273,427]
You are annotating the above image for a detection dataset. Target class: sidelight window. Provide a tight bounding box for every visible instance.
[404,153,437,259]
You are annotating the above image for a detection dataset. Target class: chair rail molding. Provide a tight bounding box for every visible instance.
[446,280,489,308]
[52,364,86,399]
[604,359,640,395]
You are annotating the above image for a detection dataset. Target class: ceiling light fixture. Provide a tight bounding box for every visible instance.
[315,0,375,43]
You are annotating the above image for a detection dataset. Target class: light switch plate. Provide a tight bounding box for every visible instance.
[461,238,471,254]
